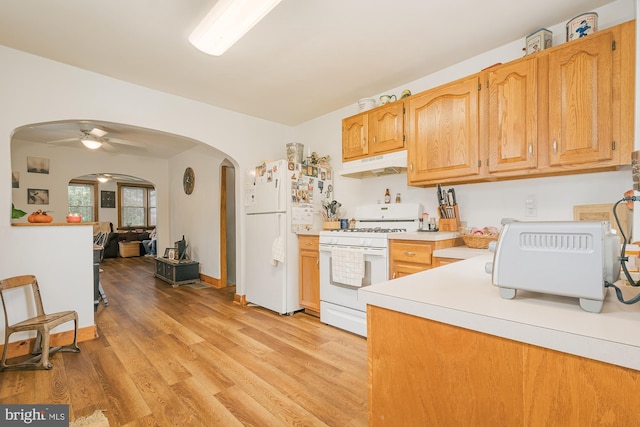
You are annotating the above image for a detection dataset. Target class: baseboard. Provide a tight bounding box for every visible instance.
[199,273,222,288]
[234,293,246,305]
[0,325,97,359]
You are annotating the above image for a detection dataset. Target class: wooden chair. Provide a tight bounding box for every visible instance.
[0,275,80,370]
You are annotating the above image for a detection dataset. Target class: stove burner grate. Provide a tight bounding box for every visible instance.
[334,227,407,233]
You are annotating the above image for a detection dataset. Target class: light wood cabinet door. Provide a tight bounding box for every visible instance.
[342,101,405,162]
[298,236,320,315]
[407,75,481,184]
[368,305,640,426]
[548,30,615,167]
[487,57,538,173]
[342,113,368,161]
[369,101,405,155]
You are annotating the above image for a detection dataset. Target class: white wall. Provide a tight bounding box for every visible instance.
[168,145,228,279]
[0,45,292,344]
[294,0,636,231]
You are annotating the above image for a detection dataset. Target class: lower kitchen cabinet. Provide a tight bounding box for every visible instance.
[368,305,640,426]
[389,238,461,279]
[155,257,200,287]
[298,235,320,316]
[432,256,462,268]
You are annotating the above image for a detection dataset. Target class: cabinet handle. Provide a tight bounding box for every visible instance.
[553,139,557,155]
[404,251,417,256]
[528,143,533,158]
[361,138,366,147]
[373,136,377,144]
[409,163,413,172]
[392,272,397,279]
[316,259,319,266]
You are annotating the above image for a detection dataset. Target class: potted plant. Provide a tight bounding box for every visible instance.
[11,203,26,220]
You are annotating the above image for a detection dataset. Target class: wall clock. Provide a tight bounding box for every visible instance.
[183,167,195,195]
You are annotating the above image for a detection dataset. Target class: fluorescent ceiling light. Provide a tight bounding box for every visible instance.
[81,135,102,150]
[189,0,283,56]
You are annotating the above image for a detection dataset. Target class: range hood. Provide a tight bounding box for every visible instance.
[340,150,408,179]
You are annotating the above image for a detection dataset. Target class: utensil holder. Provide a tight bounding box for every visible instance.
[438,205,460,231]
[323,221,340,230]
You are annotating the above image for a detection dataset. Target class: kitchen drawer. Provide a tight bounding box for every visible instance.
[390,241,433,265]
[299,235,319,250]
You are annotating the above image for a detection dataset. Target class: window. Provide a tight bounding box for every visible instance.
[68,180,98,222]
[118,183,156,229]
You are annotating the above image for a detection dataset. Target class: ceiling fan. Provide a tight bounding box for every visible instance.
[95,173,145,183]
[47,126,145,152]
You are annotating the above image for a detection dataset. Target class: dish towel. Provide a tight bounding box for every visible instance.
[331,248,365,287]
[272,236,285,265]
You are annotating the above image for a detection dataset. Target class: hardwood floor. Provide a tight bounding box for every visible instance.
[0,256,368,426]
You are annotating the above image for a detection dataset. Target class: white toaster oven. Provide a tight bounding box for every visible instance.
[485,220,621,313]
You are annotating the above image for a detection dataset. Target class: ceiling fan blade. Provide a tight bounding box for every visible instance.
[101,141,118,153]
[89,127,108,138]
[107,137,146,148]
[47,137,78,144]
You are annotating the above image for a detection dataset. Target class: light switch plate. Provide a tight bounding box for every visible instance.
[525,196,537,217]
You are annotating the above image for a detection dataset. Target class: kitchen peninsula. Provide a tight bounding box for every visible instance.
[359,254,640,425]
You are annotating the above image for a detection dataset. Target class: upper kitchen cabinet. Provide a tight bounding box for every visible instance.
[407,75,481,185]
[342,101,405,162]
[546,20,634,170]
[342,112,368,160]
[487,56,539,174]
[405,19,634,187]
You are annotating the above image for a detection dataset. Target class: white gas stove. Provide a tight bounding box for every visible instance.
[319,203,422,336]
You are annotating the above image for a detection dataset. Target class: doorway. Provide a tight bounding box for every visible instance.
[220,162,237,286]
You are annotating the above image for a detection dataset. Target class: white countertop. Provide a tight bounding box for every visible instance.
[389,231,460,241]
[296,230,320,236]
[433,246,489,259]
[359,254,640,371]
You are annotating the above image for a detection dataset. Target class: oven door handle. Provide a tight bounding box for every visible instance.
[319,245,386,256]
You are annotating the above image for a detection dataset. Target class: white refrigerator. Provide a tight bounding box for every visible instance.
[245,159,332,314]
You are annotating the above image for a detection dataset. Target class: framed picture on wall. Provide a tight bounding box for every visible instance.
[11,171,19,188]
[27,188,49,205]
[27,157,50,174]
[101,190,116,208]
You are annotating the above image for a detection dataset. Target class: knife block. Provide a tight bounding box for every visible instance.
[438,205,460,231]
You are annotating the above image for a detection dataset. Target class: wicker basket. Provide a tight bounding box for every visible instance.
[461,234,498,249]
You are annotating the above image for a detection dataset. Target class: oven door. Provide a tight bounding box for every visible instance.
[319,244,387,312]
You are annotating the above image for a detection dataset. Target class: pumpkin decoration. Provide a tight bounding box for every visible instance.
[27,209,53,223]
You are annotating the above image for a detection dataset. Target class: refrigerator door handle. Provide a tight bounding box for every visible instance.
[277,213,281,237]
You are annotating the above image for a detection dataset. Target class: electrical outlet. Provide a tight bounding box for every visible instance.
[525,196,537,217]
